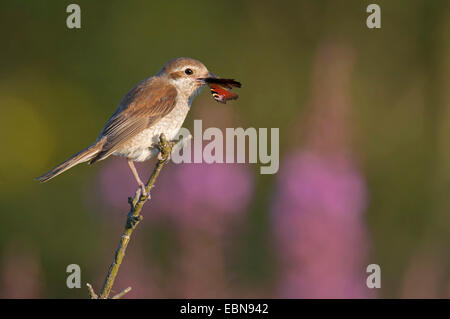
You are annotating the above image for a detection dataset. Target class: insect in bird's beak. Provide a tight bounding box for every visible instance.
[199,74,242,104]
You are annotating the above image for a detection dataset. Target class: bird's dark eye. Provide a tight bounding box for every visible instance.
[185,68,193,75]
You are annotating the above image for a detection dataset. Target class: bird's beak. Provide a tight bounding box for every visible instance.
[198,72,217,83]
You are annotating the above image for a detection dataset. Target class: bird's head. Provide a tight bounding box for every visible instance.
[158,57,213,98]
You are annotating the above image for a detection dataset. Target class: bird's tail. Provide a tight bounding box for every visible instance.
[35,141,103,183]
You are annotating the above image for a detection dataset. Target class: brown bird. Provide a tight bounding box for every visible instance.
[36,57,240,196]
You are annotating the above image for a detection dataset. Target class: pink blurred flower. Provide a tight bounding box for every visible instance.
[272,151,371,298]
[95,158,254,225]
[271,40,373,298]
[150,162,254,223]
[274,151,367,218]
[150,162,254,297]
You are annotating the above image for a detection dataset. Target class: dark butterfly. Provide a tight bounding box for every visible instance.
[202,77,241,104]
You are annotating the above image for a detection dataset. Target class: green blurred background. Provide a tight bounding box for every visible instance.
[1,0,450,298]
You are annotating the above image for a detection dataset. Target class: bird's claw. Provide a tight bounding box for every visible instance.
[134,184,149,200]
[157,151,169,161]
[140,184,148,198]
[155,135,174,161]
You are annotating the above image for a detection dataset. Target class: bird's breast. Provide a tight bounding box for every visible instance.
[114,99,190,161]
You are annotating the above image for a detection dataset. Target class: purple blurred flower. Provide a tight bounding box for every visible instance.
[95,157,253,225]
[93,148,254,297]
[150,162,254,224]
[150,162,254,297]
[271,40,374,298]
[272,150,371,298]
[274,151,367,218]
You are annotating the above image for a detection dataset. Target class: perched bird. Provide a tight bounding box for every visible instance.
[36,57,240,196]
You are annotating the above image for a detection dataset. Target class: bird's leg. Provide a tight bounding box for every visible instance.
[127,160,147,197]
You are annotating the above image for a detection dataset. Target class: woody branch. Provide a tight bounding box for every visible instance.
[86,133,188,299]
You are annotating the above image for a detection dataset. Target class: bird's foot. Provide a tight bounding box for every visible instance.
[133,184,148,200]
[157,151,170,161]
[157,141,175,161]
[139,183,148,198]
[155,133,174,162]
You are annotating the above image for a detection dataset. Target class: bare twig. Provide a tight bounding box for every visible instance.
[86,283,98,299]
[111,286,132,299]
[86,133,189,299]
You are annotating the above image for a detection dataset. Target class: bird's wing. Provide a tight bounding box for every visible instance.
[90,77,177,163]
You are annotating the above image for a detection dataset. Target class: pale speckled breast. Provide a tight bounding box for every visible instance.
[112,98,190,162]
